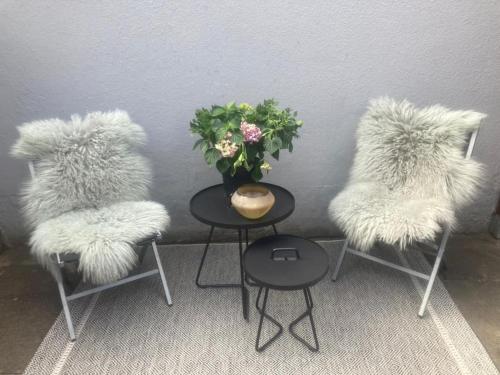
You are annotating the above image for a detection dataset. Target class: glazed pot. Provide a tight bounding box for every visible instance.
[231,184,275,219]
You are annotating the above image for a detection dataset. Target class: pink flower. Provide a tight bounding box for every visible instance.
[240,121,262,143]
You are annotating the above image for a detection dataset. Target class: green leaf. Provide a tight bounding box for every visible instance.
[216,158,231,173]
[211,107,225,117]
[228,119,240,130]
[231,132,244,144]
[263,138,273,153]
[271,149,280,160]
[264,137,282,154]
[251,166,263,181]
[273,137,282,150]
[211,118,223,128]
[216,127,228,141]
[232,150,247,172]
[192,138,204,150]
[200,140,210,153]
[204,148,220,165]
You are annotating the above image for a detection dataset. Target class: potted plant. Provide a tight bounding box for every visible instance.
[190,99,303,196]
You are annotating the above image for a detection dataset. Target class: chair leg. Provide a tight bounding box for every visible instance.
[331,239,349,281]
[51,261,76,341]
[138,244,149,265]
[151,240,173,306]
[418,228,451,317]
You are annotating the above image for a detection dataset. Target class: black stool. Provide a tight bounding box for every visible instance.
[243,235,329,352]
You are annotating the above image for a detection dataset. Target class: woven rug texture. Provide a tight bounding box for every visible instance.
[24,241,499,375]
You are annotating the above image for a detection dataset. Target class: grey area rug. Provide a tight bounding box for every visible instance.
[24,241,498,375]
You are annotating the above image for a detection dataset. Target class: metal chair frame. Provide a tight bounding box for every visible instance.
[28,161,172,341]
[331,129,479,317]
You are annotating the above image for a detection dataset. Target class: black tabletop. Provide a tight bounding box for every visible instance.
[190,183,294,229]
[243,235,329,290]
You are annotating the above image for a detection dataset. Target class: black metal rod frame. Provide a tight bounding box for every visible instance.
[195,224,278,320]
[289,288,319,352]
[195,226,240,289]
[255,286,319,352]
[255,287,284,352]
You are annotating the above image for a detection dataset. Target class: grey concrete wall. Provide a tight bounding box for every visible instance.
[1,1,499,243]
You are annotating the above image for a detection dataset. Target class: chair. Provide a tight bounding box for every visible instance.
[329,97,486,317]
[11,110,172,340]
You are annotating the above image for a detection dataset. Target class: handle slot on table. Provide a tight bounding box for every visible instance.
[271,247,299,261]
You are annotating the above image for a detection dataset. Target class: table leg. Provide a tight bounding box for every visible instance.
[244,228,256,287]
[195,226,239,288]
[239,229,249,321]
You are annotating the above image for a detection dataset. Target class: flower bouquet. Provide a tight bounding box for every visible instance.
[190,99,303,195]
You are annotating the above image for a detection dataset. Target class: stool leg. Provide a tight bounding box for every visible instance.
[289,288,320,352]
[255,287,283,352]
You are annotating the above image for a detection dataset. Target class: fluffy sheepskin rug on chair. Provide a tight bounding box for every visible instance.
[329,97,486,251]
[11,110,169,284]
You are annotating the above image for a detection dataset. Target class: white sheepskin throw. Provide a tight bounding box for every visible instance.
[329,98,486,251]
[11,110,170,284]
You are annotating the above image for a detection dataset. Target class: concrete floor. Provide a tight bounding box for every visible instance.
[0,234,499,374]
[440,234,500,369]
[0,243,60,374]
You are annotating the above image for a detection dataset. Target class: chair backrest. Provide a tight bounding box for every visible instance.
[350,97,486,207]
[11,110,152,227]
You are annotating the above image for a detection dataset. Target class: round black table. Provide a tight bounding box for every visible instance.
[190,183,295,320]
[243,235,329,352]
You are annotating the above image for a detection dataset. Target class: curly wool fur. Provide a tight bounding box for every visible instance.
[329,98,486,251]
[31,201,169,284]
[11,110,169,284]
[11,110,152,227]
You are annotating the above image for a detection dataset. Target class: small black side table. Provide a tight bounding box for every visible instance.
[190,183,295,320]
[243,235,328,352]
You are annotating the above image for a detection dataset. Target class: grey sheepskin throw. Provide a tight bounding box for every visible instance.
[329,98,486,251]
[11,110,169,284]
